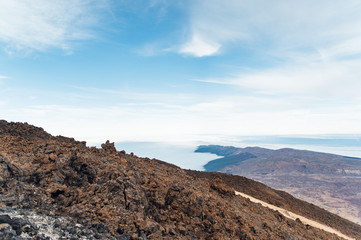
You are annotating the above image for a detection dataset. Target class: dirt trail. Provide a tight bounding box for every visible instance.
[235,191,355,240]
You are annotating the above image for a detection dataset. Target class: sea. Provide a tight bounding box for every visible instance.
[112,135,361,171]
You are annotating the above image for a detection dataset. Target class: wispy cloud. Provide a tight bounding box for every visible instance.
[135,42,174,57]
[0,75,8,85]
[186,0,361,105]
[0,0,108,54]
[180,1,361,57]
[199,58,361,98]
[71,86,196,103]
[3,90,361,143]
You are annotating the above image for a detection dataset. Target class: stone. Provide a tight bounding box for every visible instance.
[0,120,359,240]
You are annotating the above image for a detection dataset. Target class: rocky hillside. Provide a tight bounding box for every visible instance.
[186,170,361,239]
[196,145,361,225]
[0,121,360,239]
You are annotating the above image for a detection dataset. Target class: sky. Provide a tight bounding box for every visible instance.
[1,0,361,144]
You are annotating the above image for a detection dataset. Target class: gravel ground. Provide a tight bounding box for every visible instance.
[0,206,145,240]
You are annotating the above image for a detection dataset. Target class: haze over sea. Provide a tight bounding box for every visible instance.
[105,135,361,171]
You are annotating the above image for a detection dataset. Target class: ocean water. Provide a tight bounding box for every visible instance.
[115,142,218,171]
[110,136,361,171]
[233,135,361,158]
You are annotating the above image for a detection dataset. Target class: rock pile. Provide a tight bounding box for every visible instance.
[0,120,356,239]
[0,206,115,240]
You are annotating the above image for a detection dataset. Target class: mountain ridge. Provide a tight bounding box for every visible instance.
[196,144,361,225]
[1,120,360,239]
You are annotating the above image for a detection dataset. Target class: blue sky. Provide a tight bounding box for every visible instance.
[1,0,361,144]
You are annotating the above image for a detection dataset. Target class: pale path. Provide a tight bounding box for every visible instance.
[235,191,355,240]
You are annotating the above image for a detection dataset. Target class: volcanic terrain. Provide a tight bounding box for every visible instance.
[0,121,360,239]
[196,145,361,225]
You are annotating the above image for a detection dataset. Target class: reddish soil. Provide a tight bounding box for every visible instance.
[0,120,359,239]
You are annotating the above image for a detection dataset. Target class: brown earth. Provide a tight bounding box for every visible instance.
[0,120,359,239]
[186,170,361,239]
[196,145,361,225]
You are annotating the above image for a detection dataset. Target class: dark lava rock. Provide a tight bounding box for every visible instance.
[0,120,359,240]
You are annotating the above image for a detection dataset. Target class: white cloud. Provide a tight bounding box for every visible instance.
[200,57,361,99]
[3,1,361,141]
[179,34,220,57]
[3,90,361,144]
[71,86,196,103]
[3,79,361,142]
[180,0,361,57]
[187,0,361,105]
[318,36,361,61]
[0,0,106,53]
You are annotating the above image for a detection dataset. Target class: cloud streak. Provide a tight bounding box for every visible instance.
[187,0,361,112]
[0,0,107,53]
[180,0,361,57]
[0,75,8,85]
[199,58,361,98]
[2,1,361,143]
[3,89,361,144]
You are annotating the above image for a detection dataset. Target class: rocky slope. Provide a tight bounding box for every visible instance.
[186,170,361,239]
[0,120,360,239]
[196,145,361,225]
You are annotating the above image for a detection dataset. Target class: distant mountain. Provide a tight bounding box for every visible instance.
[1,120,360,239]
[196,145,361,225]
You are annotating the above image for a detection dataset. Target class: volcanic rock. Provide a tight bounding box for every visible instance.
[0,120,359,239]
